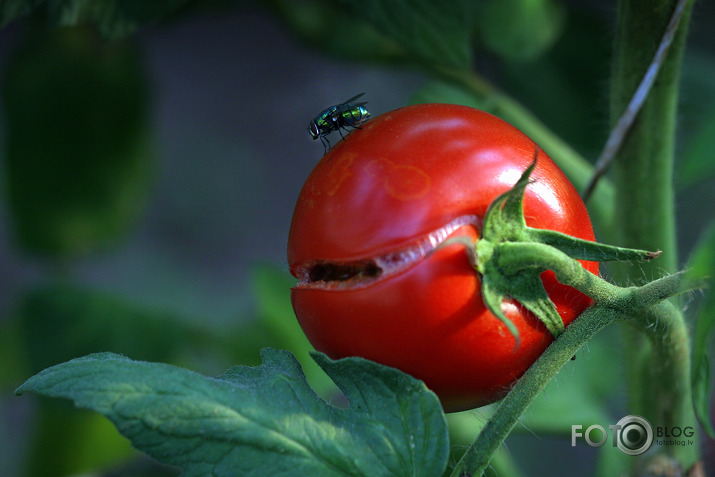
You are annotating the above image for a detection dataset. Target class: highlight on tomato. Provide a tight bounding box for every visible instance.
[287,103,598,411]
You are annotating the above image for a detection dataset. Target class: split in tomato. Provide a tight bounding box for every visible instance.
[288,103,598,411]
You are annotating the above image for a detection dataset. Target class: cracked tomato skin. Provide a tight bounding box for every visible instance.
[288,103,598,411]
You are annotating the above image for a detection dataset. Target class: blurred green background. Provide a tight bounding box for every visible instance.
[0,1,714,476]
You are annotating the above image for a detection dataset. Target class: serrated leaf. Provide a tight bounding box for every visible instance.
[339,0,474,69]
[688,222,715,438]
[11,283,216,475]
[16,349,449,477]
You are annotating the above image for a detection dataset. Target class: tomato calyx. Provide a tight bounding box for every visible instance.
[452,156,661,346]
[292,215,481,290]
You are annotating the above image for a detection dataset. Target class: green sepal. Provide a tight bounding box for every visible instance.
[474,156,659,343]
[480,160,533,242]
[528,228,660,262]
[476,239,563,348]
[479,263,521,347]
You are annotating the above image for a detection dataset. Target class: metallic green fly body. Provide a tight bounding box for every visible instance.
[308,93,371,153]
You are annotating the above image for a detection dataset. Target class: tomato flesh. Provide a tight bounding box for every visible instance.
[288,104,598,411]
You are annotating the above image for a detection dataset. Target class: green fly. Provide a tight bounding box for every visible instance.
[308,93,371,153]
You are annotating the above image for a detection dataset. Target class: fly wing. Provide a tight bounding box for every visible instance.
[343,92,365,104]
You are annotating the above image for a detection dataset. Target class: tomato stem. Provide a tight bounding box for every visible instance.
[449,270,696,477]
[628,301,696,464]
[450,304,623,477]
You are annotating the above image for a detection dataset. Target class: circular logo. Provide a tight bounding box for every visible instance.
[615,415,653,456]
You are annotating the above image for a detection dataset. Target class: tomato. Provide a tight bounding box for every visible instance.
[287,103,598,411]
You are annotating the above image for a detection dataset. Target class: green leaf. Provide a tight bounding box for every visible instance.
[3,25,154,258]
[688,222,715,438]
[14,283,237,475]
[339,0,474,69]
[478,0,566,63]
[17,349,449,477]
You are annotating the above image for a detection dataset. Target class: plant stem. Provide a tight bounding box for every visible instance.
[632,301,698,465]
[449,305,622,477]
[582,0,691,201]
[451,239,694,476]
[609,1,697,470]
[610,0,692,274]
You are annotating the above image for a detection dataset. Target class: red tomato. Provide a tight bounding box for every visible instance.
[288,103,598,411]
